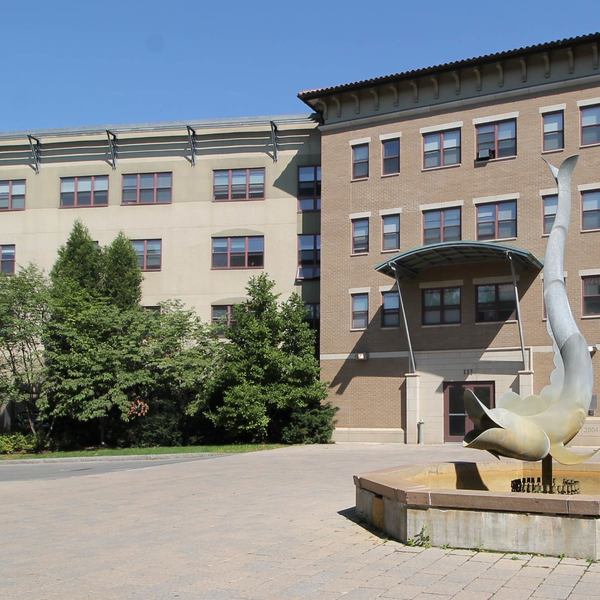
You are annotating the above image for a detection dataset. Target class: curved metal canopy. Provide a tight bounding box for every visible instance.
[375,241,543,279]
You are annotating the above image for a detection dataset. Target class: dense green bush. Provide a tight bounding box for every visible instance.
[0,433,36,454]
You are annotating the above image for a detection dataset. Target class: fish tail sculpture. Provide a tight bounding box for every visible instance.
[463,155,599,464]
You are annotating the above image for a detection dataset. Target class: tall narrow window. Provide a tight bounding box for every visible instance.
[582,190,600,231]
[583,276,600,316]
[381,138,400,175]
[423,129,461,168]
[304,303,320,330]
[0,180,25,211]
[351,218,369,253]
[581,105,600,146]
[297,234,320,279]
[352,144,369,179]
[351,293,368,329]
[542,111,564,152]
[382,214,400,251]
[131,239,162,271]
[381,291,400,327]
[122,173,172,205]
[60,176,109,208]
[213,168,265,201]
[475,283,516,322]
[423,207,461,245]
[476,119,517,159]
[477,200,517,240]
[297,166,321,211]
[0,244,15,274]
[543,194,558,234]
[422,287,461,325]
[211,236,264,269]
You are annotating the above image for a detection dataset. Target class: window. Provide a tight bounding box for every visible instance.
[423,129,461,169]
[476,119,516,159]
[543,194,558,235]
[382,214,400,251]
[422,287,461,325]
[0,245,15,274]
[213,168,265,201]
[583,276,600,316]
[211,305,236,327]
[477,200,517,240]
[381,138,400,175]
[60,176,108,208]
[351,218,369,253]
[352,144,369,179]
[423,207,461,244]
[297,234,320,279]
[476,283,516,322]
[305,303,320,329]
[132,239,162,271]
[581,105,600,146]
[122,173,172,205]
[381,291,400,327]
[351,293,368,329]
[582,190,600,231]
[0,180,25,211]
[543,111,564,152]
[298,166,321,211]
[211,236,264,269]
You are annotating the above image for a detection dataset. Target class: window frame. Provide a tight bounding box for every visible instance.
[213,168,266,202]
[581,189,600,232]
[211,236,265,270]
[421,286,461,326]
[381,213,401,252]
[422,207,462,245]
[580,104,600,147]
[297,165,321,212]
[121,172,172,205]
[422,128,461,169]
[381,138,400,176]
[60,175,109,208]
[475,283,516,323]
[381,291,400,328]
[0,244,15,275]
[542,194,558,236]
[351,143,369,180]
[542,111,564,153]
[476,200,517,241]
[582,276,600,317]
[211,304,236,328]
[0,179,26,211]
[297,234,320,280]
[351,217,370,254]
[475,118,517,160]
[131,239,162,272]
[351,293,369,330]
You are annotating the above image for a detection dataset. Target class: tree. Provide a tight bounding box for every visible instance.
[199,274,336,443]
[102,233,142,309]
[0,265,50,436]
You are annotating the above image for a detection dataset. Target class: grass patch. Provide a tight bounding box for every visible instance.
[0,444,284,460]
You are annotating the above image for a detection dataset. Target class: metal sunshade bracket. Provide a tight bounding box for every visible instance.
[270,120,278,163]
[106,130,117,170]
[27,134,41,174]
[186,125,197,166]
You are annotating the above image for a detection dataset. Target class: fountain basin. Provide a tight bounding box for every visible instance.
[354,461,600,558]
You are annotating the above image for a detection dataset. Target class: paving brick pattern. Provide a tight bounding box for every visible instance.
[1,443,599,599]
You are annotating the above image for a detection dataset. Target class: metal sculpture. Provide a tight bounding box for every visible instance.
[463,155,598,466]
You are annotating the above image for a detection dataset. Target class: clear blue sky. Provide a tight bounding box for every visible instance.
[1,0,597,131]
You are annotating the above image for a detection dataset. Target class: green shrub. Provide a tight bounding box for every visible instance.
[280,403,337,444]
[0,433,36,454]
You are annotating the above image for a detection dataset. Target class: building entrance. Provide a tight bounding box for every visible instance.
[443,381,495,442]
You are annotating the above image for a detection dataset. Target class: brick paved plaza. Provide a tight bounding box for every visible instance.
[2,444,600,599]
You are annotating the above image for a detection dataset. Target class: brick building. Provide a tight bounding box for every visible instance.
[299,33,600,445]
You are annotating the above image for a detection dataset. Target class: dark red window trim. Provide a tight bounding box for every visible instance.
[582,190,600,231]
[351,293,369,329]
[131,239,162,272]
[213,168,265,201]
[0,179,26,211]
[381,138,400,175]
[581,105,600,146]
[351,218,370,253]
[582,276,600,316]
[60,175,108,208]
[352,143,369,179]
[122,172,172,205]
[542,111,564,152]
[211,236,264,269]
[381,214,401,251]
[422,207,461,245]
[422,287,461,325]
[476,200,517,240]
[211,304,236,327]
[476,119,517,159]
[381,291,400,327]
[475,283,516,322]
[423,129,461,168]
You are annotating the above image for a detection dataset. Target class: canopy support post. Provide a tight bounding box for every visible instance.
[392,265,416,373]
[508,252,527,370]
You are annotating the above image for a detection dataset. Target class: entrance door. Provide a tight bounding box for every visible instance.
[443,381,495,442]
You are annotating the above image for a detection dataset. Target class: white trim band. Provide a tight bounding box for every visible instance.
[419,199,464,211]
[379,132,402,141]
[349,137,371,146]
[539,103,566,114]
[539,187,558,196]
[578,183,600,192]
[349,211,371,219]
[577,98,600,107]
[379,284,396,292]
[419,121,463,134]
[579,269,600,277]
[379,207,403,216]
[472,111,519,125]
[348,287,371,294]
[473,193,519,205]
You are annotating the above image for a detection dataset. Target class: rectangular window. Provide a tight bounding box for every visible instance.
[583,276,600,316]
[476,283,516,322]
[297,166,321,211]
[381,291,400,327]
[211,305,236,327]
[122,173,172,205]
[382,214,400,251]
[131,239,162,271]
[60,176,108,208]
[352,143,369,179]
[213,168,265,201]
[543,111,564,152]
[381,138,400,175]
[476,119,517,159]
[0,180,25,211]
[422,287,461,325]
[351,218,369,253]
[297,234,320,279]
[305,303,320,329]
[477,200,517,240]
[423,129,461,169]
[211,236,264,269]
[351,293,368,329]
[423,207,461,245]
[581,105,600,146]
[0,244,15,274]
[543,194,558,235]
[582,190,600,231]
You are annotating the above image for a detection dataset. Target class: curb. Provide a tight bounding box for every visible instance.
[0,452,230,465]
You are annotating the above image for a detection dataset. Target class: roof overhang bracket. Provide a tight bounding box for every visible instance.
[106,130,117,170]
[186,126,197,166]
[27,135,41,174]
[270,120,278,163]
